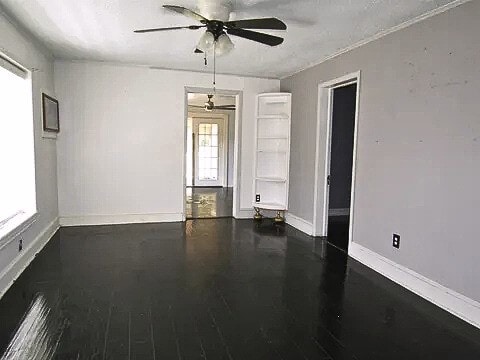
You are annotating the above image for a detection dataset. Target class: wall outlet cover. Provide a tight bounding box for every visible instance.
[393,234,400,249]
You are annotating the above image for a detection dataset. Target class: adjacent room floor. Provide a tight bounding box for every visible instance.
[327,215,350,252]
[185,187,233,219]
[0,219,479,359]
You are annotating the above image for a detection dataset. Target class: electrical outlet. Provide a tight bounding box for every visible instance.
[18,238,23,252]
[256,194,260,202]
[393,234,400,249]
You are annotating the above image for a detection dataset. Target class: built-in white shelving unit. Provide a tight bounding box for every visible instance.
[253,93,291,221]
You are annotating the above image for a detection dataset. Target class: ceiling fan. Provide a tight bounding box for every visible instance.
[190,94,236,112]
[134,4,287,55]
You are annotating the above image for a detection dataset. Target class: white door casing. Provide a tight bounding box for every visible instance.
[312,71,361,254]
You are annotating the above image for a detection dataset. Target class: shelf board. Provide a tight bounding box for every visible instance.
[258,93,291,100]
[256,177,287,182]
[253,202,286,210]
[257,136,288,140]
[257,149,287,152]
[263,99,289,104]
[257,114,289,119]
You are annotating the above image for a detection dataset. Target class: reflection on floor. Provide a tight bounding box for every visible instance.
[327,215,350,252]
[185,186,233,219]
[0,219,479,359]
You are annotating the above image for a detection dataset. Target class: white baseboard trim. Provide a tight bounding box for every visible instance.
[349,242,480,329]
[0,217,59,299]
[234,209,254,219]
[59,213,183,226]
[286,213,313,236]
[329,208,350,216]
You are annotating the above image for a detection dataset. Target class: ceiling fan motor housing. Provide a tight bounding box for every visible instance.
[197,0,233,22]
[206,21,226,40]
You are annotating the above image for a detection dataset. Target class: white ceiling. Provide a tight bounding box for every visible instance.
[0,0,455,78]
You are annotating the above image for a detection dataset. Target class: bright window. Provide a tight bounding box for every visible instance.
[198,123,219,180]
[0,55,36,238]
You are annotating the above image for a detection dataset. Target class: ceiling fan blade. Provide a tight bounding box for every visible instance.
[214,105,236,110]
[134,25,204,33]
[224,18,287,30]
[163,5,209,23]
[226,28,284,46]
[194,48,204,54]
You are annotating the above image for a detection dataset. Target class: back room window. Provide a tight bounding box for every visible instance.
[0,54,36,236]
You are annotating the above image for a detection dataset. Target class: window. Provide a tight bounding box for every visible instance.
[198,123,219,180]
[0,54,36,240]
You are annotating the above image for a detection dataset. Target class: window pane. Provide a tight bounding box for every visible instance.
[198,157,207,169]
[211,146,218,158]
[210,158,217,169]
[211,135,218,147]
[212,124,218,135]
[205,123,211,134]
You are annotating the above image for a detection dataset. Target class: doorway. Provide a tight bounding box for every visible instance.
[326,83,357,251]
[185,92,237,219]
[313,71,360,253]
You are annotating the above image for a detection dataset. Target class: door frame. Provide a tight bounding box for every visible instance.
[189,113,229,187]
[312,71,361,253]
[183,87,243,220]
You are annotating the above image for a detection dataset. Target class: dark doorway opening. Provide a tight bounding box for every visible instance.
[327,83,357,251]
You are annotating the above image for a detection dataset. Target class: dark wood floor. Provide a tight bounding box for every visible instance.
[185,187,233,219]
[0,219,479,359]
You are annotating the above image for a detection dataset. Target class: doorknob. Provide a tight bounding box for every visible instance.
[327,175,331,186]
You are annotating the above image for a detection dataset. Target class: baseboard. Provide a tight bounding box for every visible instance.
[329,208,349,216]
[234,209,254,219]
[286,213,313,236]
[349,242,480,329]
[0,217,59,299]
[59,213,183,226]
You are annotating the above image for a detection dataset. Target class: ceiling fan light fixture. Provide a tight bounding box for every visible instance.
[215,33,234,56]
[197,30,215,52]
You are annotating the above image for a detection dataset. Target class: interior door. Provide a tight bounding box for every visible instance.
[193,118,225,187]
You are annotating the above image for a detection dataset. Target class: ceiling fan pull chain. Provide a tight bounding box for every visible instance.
[213,41,216,94]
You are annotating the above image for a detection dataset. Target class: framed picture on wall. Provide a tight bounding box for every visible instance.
[42,93,59,133]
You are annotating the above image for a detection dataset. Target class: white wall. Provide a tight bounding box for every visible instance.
[55,61,279,223]
[227,109,235,187]
[281,0,480,305]
[0,9,59,295]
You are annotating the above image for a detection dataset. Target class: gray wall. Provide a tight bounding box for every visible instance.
[281,0,480,302]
